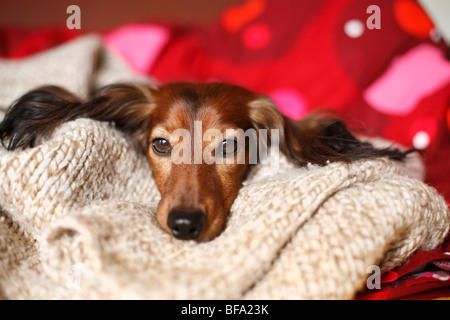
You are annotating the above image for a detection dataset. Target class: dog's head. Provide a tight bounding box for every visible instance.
[143,82,285,241]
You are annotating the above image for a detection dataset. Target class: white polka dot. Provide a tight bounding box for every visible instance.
[432,273,450,281]
[412,131,430,150]
[344,19,365,38]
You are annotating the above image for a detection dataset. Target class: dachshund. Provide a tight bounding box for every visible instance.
[0,82,413,241]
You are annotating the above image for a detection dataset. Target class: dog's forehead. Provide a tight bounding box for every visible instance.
[192,98,254,132]
[153,83,255,132]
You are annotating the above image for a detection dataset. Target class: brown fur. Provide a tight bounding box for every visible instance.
[0,82,414,241]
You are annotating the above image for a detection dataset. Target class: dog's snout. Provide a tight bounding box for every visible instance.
[167,209,206,240]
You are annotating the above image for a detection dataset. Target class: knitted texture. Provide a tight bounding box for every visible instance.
[0,36,449,299]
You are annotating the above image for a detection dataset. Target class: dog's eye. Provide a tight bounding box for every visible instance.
[216,139,239,158]
[152,138,172,156]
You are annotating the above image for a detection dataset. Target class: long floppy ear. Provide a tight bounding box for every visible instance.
[248,96,414,165]
[0,83,156,151]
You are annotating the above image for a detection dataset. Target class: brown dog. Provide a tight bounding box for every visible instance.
[0,82,411,241]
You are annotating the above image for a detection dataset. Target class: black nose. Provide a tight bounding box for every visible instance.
[167,209,207,240]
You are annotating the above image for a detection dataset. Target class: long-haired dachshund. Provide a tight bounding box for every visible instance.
[0,82,412,241]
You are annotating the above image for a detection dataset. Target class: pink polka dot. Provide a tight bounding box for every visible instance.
[242,23,272,49]
[270,89,308,120]
[103,24,170,74]
[364,44,450,116]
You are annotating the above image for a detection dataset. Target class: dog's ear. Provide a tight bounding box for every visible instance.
[247,96,288,162]
[0,83,156,151]
[82,83,157,147]
[0,86,84,150]
[248,96,413,165]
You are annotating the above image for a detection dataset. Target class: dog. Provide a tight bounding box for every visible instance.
[0,82,412,241]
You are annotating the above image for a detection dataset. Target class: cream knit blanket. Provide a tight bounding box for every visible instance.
[0,36,449,300]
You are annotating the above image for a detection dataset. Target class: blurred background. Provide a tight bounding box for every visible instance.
[1,0,449,34]
[0,0,242,29]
